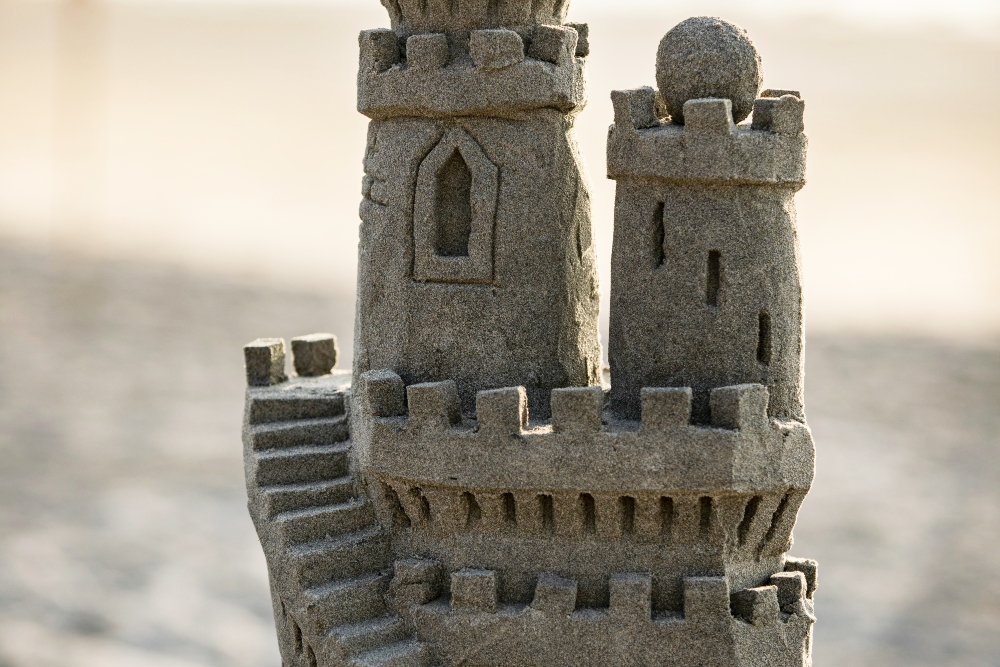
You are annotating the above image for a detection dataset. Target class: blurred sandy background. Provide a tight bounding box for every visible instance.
[0,0,998,665]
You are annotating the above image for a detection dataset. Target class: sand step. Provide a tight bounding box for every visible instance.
[289,526,391,588]
[254,443,349,486]
[350,640,431,667]
[332,615,410,658]
[261,477,357,517]
[249,416,349,450]
[274,500,376,544]
[302,573,390,634]
[248,394,345,425]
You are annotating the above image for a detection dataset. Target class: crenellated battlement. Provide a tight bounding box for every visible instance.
[606,87,807,185]
[391,560,815,667]
[358,24,587,119]
[353,369,814,494]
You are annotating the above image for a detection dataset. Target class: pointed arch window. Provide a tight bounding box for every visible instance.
[413,127,498,284]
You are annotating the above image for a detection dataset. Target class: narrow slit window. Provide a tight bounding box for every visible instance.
[659,496,674,538]
[706,250,721,306]
[757,311,772,365]
[502,492,517,526]
[619,496,636,535]
[419,491,432,524]
[384,484,411,529]
[539,494,555,534]
[580,493,597,534]
[463,492,482,529]
[759,493,791,552]
[653,202,665,268]
[737,496,762,547]
[433,149,472,257]
[699,496,713,533]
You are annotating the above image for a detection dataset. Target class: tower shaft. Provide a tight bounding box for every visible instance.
[353,22,601,417]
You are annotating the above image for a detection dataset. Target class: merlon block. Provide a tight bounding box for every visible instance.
[770,570,807,609]
[710,383,768,430]
[683,577,730,623]
[551,386,604,433]
[359,28,400,73]
[682,98,736,136]
[391,558,444,607]
[408,381,462,429]
[611,87,659,130]
[476,386,528,434]
[357,369,405,417]
[451,569,497,613]
[784,556,818,599]
[470,29,524,70]
[244,338,286,387]
[565,22,590,57]
[731,585,780,625]
[531,573,577,616]
[751,94,805,135]
[609,573,652,619]
[407,33,448,71]
[641,387,692,429]
[527,24,577,64]
[290,333,338,377]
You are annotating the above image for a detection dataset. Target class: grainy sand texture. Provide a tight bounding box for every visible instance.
[0,1,997,665]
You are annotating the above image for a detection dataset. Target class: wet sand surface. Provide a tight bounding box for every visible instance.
[0,244,997,666]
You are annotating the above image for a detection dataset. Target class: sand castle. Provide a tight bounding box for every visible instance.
[242,6,817,666]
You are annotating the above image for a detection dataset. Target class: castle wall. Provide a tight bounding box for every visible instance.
[352,372,813,614]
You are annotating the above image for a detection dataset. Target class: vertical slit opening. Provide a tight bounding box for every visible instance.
[737,496,762,547]
[619,496,636,535]
[384,484,411,529]
[463,491,482,529]
[580,493,597,534]
[760,493,791,552]
[306,646,317,667]
[433,148,472,257]
[653,202,665,268]
[539,494,555,534]
[502,492,517,526]
[413,488,431,524]
[292,620,303,654]
[757,311,772,365]
[699,496,713,533]
[659,496,674,538]
[706,250,721,306]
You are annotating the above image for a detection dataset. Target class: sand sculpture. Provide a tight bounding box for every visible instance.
[242,7,817,666]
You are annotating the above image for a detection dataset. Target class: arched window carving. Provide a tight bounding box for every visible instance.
[433,149,473,257]
[413,127,498,284]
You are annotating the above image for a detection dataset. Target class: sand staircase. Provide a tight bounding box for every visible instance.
[243,377,432,667]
